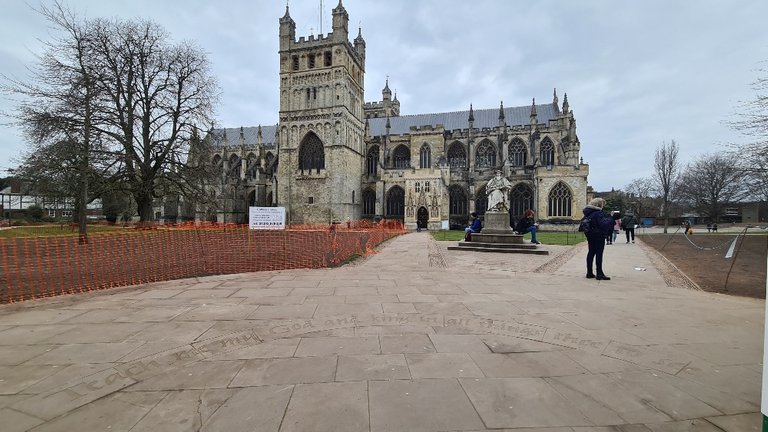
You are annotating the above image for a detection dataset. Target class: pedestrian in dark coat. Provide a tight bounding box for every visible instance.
[583,198,615,280]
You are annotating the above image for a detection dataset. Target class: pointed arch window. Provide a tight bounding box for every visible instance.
[367,145,379,176]
[265,152,275,176]
[212,155,223,174]
[419,143,431,168]
[540,139,555,167]
[548,182,572,217]
[246,153,260,179]
[475,186,487,217]
[449,185,467,216]
[362,189,376,216]
[299,132,325,173]
[447,142,466,169]
[509,183,533,220]
[386,186,405,218]
[476,140,496,169]
[393,145,410,169]
[508,139,527,167]
[227,154,241,181]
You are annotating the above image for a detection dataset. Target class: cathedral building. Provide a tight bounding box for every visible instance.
[193,1,590,229]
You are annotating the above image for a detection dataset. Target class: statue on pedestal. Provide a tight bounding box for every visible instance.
[486,170,512,212]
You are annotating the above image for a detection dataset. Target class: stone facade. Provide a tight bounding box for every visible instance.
[191,1,590,228]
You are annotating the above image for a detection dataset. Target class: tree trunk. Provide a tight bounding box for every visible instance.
[135,191,154,226]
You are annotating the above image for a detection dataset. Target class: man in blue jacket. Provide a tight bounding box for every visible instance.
[464,212,481,241]
[583,198,616,280]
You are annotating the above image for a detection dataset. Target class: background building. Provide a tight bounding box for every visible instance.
[197,2,590,228]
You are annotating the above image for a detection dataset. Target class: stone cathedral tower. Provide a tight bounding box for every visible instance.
[276,1,367,223]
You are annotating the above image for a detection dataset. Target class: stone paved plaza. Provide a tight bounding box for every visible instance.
[0,232,763,431]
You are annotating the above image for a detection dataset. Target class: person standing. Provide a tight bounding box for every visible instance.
[515,209,540,244]
[621,213,638,243]
[583,198,615,280]
[610,211,621,244]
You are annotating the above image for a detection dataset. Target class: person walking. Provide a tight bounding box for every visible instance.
[583,198,615,280]
[621,213,638,243]
[515,209,540,244]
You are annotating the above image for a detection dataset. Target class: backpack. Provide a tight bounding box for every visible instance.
[578,214,593,234]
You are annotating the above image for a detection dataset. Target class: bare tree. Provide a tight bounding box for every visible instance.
[3,2,109,242]
[651,141,681,233]
[3,1,219,228]
[730,68,768,202]
[677,153,749,222]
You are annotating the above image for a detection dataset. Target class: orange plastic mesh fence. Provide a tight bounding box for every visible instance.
[0,222,404,304]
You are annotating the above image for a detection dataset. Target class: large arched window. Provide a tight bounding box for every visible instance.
[367,145,379,176]
[265,152,275,176]
[299,132,324,173]
[476,140,496,169]
[447,141,466,169]
[227,154,241,181]
[419,143,431,169]
[246,153,259,179]
[475,186,487,216]
[393,145,410,169]
[212,155,223,174]
[362,188,376,216]
[548,182,572,217]
[540,138,554,167]
[509,183,533,220]
[386,186,405,218]
[449,185,467,217]
[508,139,527,167]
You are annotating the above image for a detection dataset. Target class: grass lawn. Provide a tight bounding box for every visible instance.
[0,224,131,239]
[430,230,585,246]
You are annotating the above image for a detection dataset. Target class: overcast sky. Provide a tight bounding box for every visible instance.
[1,0,767,191]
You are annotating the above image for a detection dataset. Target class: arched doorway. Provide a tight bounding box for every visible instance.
[417,207,429,230]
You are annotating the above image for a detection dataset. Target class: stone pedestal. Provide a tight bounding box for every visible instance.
[481,211,514,234]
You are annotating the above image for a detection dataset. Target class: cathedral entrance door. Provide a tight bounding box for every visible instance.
[417,207,429,230]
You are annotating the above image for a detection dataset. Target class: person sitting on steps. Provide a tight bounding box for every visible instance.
[515,209,540,244]
[464,212,481,241]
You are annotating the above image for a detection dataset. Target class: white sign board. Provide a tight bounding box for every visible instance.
[249,207,286,230]
[441,220,450,230]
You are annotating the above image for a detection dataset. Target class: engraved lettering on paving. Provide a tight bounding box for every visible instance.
[542,330,609,354]
[602,341,692,375]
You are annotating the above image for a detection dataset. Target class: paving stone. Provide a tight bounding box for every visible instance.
[239,296,307,305]
[295,336,380,356]
[397,294,439,303]
[246,304,317,319]
[470,351,588,377]
[675,360,762,403]
[345,295,399,304]
[0,345,53,365]
[705,412,761,431]
[172,304,259,321]
[201,385,293,431]
[21,363,116,394]
[127,359,245,390]
[562,350,646,374]
[380,334,435,354]
[644,419,723,431]
[381,302,417,313]
[0,407,44,432]
[0,309,86,326]
[19,391,167,432]
[215,338,300,360]
[130,289,187,299]
[281,381,369,432]
[430,334,492,353]
[269,280,320,289]
[23,342,143,365]
[60,308,127,323]
[334,287,380,296]
[128,389,232,432]
[481,335,563,354]
[0,364,64,394]
[49,323,151,344]
[336,354,410,381]
[459,377,594,428]
[229,356,337,386]
[369,379,485,432]
[314,303,383,317]
[406,353,483,378]
[414,302,474,315]
[0,325,79,345]
[172,288,239,299]
[229,287,293,297]
[549,374,676,424]
[126,322,214,343]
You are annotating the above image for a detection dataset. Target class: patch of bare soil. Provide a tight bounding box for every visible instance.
[639,233,768,299]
